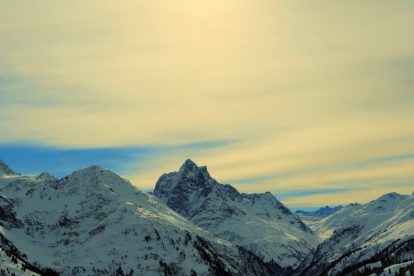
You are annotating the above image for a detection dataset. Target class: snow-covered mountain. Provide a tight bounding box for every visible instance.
[153,159,320,273]
[295,206,342,218]
[0,162,272,275]
[296,192,414,275]
[0,159,19,176]
[1,157,412,275]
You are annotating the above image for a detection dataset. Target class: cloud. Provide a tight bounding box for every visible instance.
[1,1,414,207]
[274,188,353,201]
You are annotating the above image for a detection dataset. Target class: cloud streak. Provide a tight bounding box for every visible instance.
[1,1,414,207]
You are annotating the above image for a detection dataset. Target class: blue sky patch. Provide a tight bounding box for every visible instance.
[0,141,231,177]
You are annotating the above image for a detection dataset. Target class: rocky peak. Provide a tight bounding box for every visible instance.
[0,159,19,176]
[178,159,212,182]
[179,159,199,173]
[375,192,408,203]
[154,159,222,216]
[155,159,215,194]
[153,160,319,268]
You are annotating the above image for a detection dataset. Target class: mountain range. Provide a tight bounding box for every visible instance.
[297,192,414,275]
[295,206,343,219]
[0,159,413,275]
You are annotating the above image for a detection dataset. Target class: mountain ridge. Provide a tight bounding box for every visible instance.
[297,191,414,275]
[0,160,273,275]
[0,159,19,176]
[154,159,320,271]
[0,159,413,275]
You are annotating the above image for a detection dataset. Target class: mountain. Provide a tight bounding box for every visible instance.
[153,159,320,272]
[0,159,19,176]
[295,206,342,218]
[0,163,272,275]
[2,158,412,275]
[296,192,414,275]
[0,248,41,276]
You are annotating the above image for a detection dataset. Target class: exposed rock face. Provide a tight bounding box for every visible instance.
[154,159,320,271]
[0,195,23,228]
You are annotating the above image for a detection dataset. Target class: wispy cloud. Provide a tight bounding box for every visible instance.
[1,1,414,207]
[274,188,352,201]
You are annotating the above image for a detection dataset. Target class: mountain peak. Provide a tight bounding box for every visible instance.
[36,172,57,181]
[154,161,319,268]
[0,159,19,176]
[179,159,200,173]
[82,164,106,172]
[70,165,109,177]
[64,165,125,186]
[375,192,407,202]
[177,159,212,181]
[154,159,214,198]
[0,163,273,275]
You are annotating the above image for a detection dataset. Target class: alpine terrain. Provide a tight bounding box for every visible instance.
[0,158,413,276]
[153,159,320,273]
[295,206,343,221]
[297,192,414,275]
[0,160,272,275]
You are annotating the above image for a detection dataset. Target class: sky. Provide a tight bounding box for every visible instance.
[1,1,414,209]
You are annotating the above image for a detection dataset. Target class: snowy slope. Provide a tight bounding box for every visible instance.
[0,248,41,276]
[153,159,320,271]
[296,192,414,275]
[0,163,272,275]
[295,206,342,220]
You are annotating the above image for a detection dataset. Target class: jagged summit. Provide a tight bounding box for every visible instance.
[179,158,198,172]
[153,159,320,270]
[177,159,212,181]
[0,159,19,176]
[155,159,218,200]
